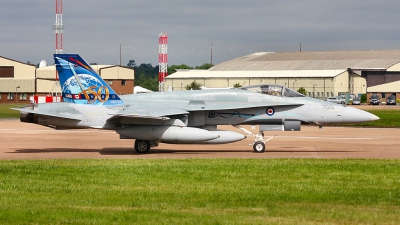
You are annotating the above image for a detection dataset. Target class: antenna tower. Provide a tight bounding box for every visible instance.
[51,0,64,97]
[53,0,64,54]
[158,33,168,91]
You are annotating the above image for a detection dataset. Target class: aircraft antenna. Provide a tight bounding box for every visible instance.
[158,32,168,92]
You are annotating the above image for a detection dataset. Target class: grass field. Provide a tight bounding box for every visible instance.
[0,103,26,119]
[0,159,399,224]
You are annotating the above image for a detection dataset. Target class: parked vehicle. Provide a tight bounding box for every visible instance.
[386,95,396,105]
[352,97,361,105]
[369,94,380,105]
[326,97,345,104]
[340,94,354,101]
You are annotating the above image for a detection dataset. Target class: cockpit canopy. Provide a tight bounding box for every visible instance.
[241,84,305,97]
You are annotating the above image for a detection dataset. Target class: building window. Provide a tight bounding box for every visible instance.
[121,80,127,86]
[381,93,386,98]
[326,92,329,97]
[317,92,320,97]
[107,80,113,86]
[20,93,27,100]
[321,92,324,97]
[331,92,334,97]
[308,92,311,97]
[7,93,14,100]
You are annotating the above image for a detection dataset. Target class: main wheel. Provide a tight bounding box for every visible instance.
[134,140,150,154]
[253,141,265,153]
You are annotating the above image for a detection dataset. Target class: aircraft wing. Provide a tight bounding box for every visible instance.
[107,103,189,121]
[12,108,82,121]
[108,101,302,122]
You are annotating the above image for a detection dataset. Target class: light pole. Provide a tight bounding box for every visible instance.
[313,84,317,98]
[15,86,20,103]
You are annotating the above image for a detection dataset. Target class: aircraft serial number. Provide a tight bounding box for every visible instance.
[323,105,335,109]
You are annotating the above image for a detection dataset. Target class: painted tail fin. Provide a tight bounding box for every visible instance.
[54,54,124,106]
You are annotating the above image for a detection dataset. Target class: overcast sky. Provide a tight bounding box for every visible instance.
[1,0,400,67]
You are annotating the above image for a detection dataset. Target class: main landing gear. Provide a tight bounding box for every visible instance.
[134,140,150,153]
[233,125,276,153]
[134,140,159,154]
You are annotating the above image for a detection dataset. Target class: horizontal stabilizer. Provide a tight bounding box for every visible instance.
[12,108,81,121]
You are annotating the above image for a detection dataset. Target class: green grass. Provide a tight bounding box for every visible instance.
[0,159,399,224]
[0,103,26,119]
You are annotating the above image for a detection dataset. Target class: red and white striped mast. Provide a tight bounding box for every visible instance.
[53,0,64,54]
[51,0,64,97]
[158,33,168,91]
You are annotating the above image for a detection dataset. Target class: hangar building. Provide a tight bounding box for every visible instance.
[0,56,35,103]
[165,50,400,101]
[0,55,135,104]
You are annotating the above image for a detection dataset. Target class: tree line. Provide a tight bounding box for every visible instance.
[127,60,213,91]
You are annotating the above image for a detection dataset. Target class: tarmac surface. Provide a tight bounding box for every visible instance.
[1,116,399,160]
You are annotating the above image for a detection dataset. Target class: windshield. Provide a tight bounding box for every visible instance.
[371,95,379,99]
[241,84,305,97]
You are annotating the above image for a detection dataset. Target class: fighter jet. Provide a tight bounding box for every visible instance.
[14,54,379,153]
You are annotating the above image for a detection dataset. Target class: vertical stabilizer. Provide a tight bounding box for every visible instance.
[54,54,124,106]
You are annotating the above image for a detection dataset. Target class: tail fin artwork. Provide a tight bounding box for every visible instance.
[54,54,124,106]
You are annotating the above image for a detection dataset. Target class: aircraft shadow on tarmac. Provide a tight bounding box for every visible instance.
[10,147,361,155]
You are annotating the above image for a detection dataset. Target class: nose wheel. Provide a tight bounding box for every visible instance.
[253,141,266,153]
[233,125,276,153]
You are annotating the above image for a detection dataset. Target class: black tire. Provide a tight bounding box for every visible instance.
[134,140,150,154]
[253,141,265,153]
[341,101,345,104]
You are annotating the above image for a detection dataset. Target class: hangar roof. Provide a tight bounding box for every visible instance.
[167,69,346,79]
[0,55,36,67]
[210,50,400,71]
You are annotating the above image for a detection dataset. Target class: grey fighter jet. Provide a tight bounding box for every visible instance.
[14,54,379,153]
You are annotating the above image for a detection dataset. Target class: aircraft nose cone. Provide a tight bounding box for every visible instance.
[371,114,380,121]
[342,107,379,123]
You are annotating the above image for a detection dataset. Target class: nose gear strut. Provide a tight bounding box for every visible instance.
[233,125,276,153]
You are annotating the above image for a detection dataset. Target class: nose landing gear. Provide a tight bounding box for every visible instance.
[233,125,276,153]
